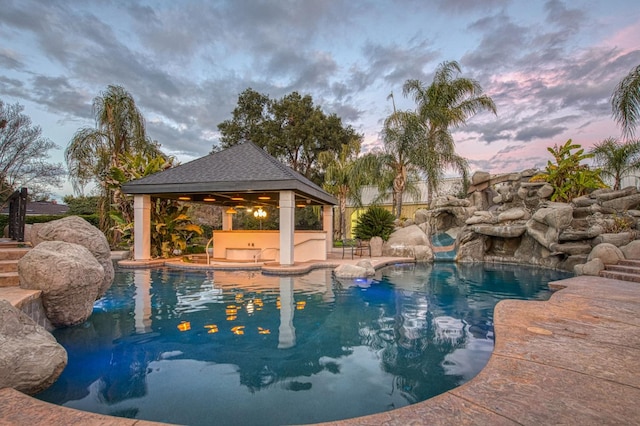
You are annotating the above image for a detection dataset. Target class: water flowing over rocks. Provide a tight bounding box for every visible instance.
[0,300,67,394]
[383,169,640,274]
[18,241,105,327]
[31,216,114,298]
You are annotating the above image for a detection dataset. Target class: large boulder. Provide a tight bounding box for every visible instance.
[414,209,429,225]
[355,259,376,276]
[531,202,574,229]
[525,219,559,250]
[0,300,67,394]
[465,211,495,225]
[601,194,640,211]
[472,224,527,238]
[413,245,435,262]
[369,236,383,257]
[334,263,373,278]
[574,258,605,276]
[592,232,634,247]
[587,243,624,266]
[497,207,529,222]
[32,216,114,298]
[620,240,640,260]
[18,241,105,327]
[385,225,429,247]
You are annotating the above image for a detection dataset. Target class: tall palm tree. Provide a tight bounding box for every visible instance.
[612,64,640,139]
[65,85,162,243]
[590,137,640,190]
[376,110,424,218]
[319,136,375,239]
[402,60,496,204]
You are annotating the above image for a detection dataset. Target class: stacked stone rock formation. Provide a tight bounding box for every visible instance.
[383,170,640,274]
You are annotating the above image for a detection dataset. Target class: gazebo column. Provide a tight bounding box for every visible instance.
[133,194,151,260]
[222,210,233,231]
[323,205,334,255]
[279,190,295,266]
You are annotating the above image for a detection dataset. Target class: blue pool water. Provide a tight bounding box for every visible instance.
[36,263,571,425]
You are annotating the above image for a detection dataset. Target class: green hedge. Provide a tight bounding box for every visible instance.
[0,214,100,234]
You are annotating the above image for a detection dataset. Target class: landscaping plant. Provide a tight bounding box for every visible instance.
[353,206,396,241]
[531,139,606,202]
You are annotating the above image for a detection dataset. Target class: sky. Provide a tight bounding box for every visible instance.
[1,0,639,199]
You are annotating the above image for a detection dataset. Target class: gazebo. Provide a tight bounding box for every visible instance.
[121,142,337,266]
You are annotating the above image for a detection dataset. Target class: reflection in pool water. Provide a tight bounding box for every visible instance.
[36,263,571,425]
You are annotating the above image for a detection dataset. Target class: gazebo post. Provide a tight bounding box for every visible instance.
[133,194,151,260]
[279,190,295,265]
[323,205,333,255]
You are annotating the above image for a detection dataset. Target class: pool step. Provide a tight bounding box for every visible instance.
[600,259,640,283]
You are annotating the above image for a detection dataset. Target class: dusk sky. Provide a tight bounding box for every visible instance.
[1,0,639,198]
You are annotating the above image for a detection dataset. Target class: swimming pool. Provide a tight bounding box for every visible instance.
[35,263,571,425]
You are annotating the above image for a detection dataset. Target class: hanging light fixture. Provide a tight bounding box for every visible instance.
[225,207,237,214]
[178,196,191,201]
[203,196,216,202]
[253,208,267,229]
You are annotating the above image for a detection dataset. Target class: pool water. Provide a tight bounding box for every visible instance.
[36,263,571,425]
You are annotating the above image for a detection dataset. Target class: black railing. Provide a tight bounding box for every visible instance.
[8,188,27,242]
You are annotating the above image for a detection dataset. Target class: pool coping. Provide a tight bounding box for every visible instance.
[2,274,639,424]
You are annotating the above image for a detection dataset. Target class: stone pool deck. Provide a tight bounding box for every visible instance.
[2,270,639,424]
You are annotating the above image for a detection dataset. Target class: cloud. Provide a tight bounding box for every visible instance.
[433,0,509,14]
[516,125,567,142]
[0,49,24,70]
[361,39,439,88]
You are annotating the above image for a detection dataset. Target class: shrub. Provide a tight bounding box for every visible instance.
[530,139,606,202]
[353,206,395,241]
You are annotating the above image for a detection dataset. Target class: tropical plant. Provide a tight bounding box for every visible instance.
[318,136,375,239]
[152,202,203,258]
[353,206,396,241]
[531,139,606,202]
[373,109,424,218]
[107,151,202,257]
[611,64,640,139]
[402,60,496,204]
[590,137,640,190]
[65,85,163,245]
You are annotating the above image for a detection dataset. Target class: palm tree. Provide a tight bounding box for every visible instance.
[590,137,640,190]
[612,64,640,139]
[319,137,376,240]
[65,85,162,243]
[376,110,424,218]
[402,60,496,204]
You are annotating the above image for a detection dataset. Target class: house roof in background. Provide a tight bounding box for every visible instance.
[1,201,69,216]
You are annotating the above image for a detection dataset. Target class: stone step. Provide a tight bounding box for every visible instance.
[604,264,640,274]
[618,259,640,268]
[0,241,31,249]
[600,270,640,283]
[0,272,20,287]
[0,248,31,261]
[0,260,18,273]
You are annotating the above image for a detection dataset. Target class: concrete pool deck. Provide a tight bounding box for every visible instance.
[1,268,639,424]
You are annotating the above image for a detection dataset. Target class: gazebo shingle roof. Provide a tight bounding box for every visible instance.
[121,142,337,205]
